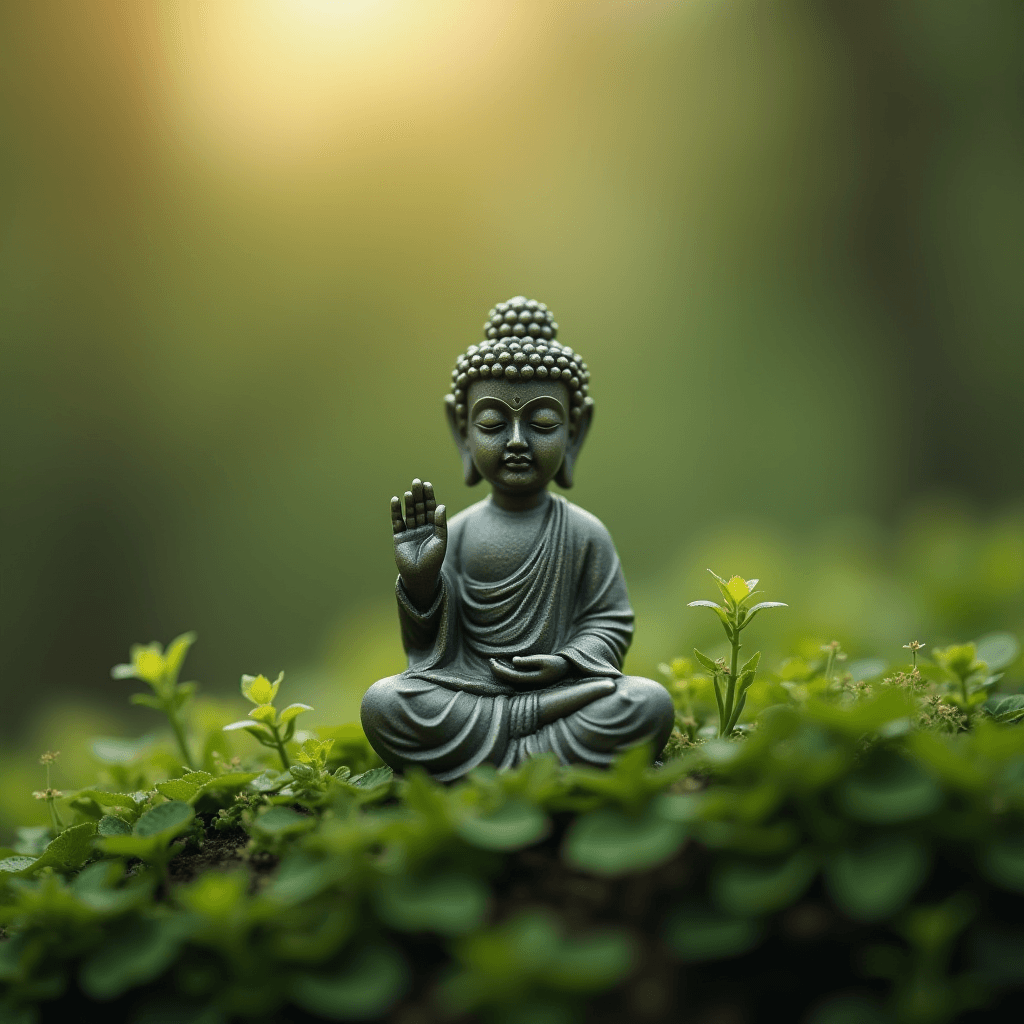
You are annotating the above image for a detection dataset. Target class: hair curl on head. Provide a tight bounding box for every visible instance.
[449,296,591,430]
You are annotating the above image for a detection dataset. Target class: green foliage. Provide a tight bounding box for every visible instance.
[222,671,312,770]
[689,570,787,737]
[1,623,1023,1024]
[111,632,199,769]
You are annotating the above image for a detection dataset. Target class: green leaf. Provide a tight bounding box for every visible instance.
[13,825,52,855]
[706,568,735,605]
[252,806,315,837]
[130,692,165,711]
[933,643,984,680]
[988,694,1024,723]
[128,643,166,685]
[278,702,313,724]
[712,851,817,916]
[263,854,343,907]
[248,703,277,725]
[562,805,686,877]
[825,836,929,922]
[742,601,788,626]
[79,917,192,999]
[687,601,731,628]
[290,944,409,1021]
[135,800,195,839]
[162,631,197,683]
[202,772,260,794]
[665,907,763,962]
[726,576,750,603]
[457,800,549,851]
[97,815,133,837]
[349,766,394,790]
[172,681,198,709]
[739,651,761,676]
[99,802,194,863]
[72,790,142,814]
[543,929,637,991]
[0,856,37,874]
[981,836,1024,894]
[975,632,1020,672]
[838,754,943,824]
[376,873,490,935]
[155,771,214,803]
[249,769,287,792]
[33,822,97,872]
[693,648,718,674]
[177,870,248,919]
[241,672,282,706]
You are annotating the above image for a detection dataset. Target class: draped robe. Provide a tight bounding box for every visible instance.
[360,494,674,781]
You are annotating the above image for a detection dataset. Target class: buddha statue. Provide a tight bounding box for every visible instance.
[360,296,674,781]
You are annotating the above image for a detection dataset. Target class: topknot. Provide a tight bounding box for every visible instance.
[449,296,591,431]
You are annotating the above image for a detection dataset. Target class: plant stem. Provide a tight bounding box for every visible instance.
[165,701,194,769]
[712,674,726,736]
[720,612,742,738]
[270,724,291,770]
[44,763,64,832]
[46,794,61,835]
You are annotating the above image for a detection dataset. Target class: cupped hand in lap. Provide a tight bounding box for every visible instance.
[490,654,569,688]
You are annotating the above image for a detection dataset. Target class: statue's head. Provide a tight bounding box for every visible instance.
[445,297,594,493]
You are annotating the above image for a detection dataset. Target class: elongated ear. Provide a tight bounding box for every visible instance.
[445,394,482,486]
[555,398,593,489]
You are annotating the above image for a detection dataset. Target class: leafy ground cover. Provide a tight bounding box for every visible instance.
[1,578,1023,1024]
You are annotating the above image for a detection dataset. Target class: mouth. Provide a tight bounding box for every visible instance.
[502,456,533,469]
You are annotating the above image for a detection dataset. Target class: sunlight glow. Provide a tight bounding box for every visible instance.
[156,0,510,168]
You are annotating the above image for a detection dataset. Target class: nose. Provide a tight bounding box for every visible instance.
[507,417,528,451]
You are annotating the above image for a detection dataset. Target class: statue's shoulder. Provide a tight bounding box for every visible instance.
[446,498,490,536]
[555,496,616,549]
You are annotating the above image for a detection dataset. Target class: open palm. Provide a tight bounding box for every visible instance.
[391,478,447,607]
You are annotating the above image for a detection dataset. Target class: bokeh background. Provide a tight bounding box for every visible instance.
[2,1,1023,819]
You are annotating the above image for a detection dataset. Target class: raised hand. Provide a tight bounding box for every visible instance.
[489,654,570,689]
[391,479,447,609]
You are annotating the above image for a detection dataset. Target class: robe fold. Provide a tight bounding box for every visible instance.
[360,494,674,780]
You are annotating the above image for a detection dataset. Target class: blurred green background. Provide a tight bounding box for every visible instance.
[2,0,1023,779]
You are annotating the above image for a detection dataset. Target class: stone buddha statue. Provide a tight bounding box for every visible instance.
[360,296,674,781]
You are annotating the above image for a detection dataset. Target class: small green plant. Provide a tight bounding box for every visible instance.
[111,631,198,768]
[223,672,312,770]
[932,642,998,714]
[96,800,195,883]
[821,640,847,686]
[286,737,349,798]
[32,751,64,835]
[689,570,787,737]
[904,639,926,670]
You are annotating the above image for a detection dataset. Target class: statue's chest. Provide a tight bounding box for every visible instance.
[459,511,546,583]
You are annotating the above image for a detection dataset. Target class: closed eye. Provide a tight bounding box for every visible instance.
[530,414,563,431]
[474,418,506,432]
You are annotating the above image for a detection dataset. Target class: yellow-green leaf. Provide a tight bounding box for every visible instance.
[162,632,197,684]
[726,576,750,603]
[241,672,282,705]
[249,704,277,725]
[279,703,313,725]
[130,643,165,684]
